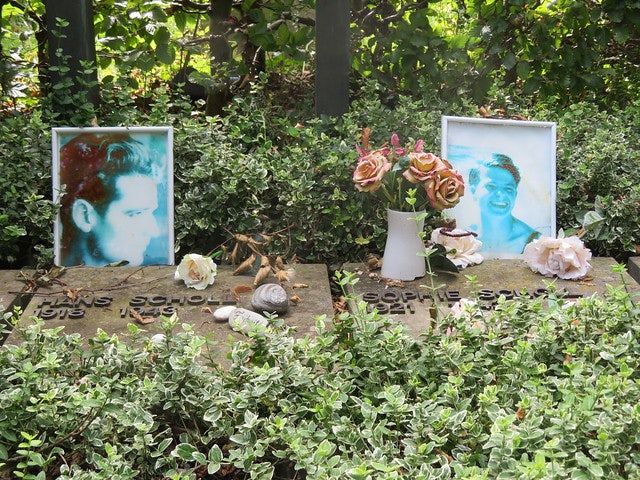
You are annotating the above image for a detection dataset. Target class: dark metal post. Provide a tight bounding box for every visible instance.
[45,0,99,109]
[315,0,350,116]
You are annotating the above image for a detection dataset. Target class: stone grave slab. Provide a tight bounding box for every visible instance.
[341,257,640,338]
[628,257,640,285]
[0,270,34,344]
[7,264,333,362]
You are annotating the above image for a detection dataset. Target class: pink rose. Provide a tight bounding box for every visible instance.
[403,152,443,184]
[353,150,391,193]
[523,236,592,280]
[424,168,465,210]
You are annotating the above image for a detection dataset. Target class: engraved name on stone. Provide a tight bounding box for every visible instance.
[362,287,583,315]
[32,294,237,321]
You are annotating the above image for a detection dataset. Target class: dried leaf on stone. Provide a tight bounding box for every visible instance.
[253,256,272,286]
[131,309,155,325]
[64,287,84,302]
[292,283,308,289]
[290,294,302,304]
[233,253,256,275]
[232,285,253,300]
[275,256,286,270]
[275,270,289,282]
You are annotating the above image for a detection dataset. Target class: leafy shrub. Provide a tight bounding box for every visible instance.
[1,270,640,478]
[0,113,57,267]
[0,78,639,267]
[555,101,640,260]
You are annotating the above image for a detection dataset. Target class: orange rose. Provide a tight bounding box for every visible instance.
[402,152,443,183]
[425,168,465,210]
[353,150,391,193]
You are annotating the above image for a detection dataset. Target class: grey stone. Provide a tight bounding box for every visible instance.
[0,270,34,345]
[342,257,640,339]
[228,308,268,335]
[628,257,640,285]
[213,305,236,322]
[5,264,334,367]
[251,283,289,314]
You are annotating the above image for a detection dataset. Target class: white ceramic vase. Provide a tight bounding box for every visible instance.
[380,209,427,281]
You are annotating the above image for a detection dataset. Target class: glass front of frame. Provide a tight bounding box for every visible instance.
[53,127,174,266]
[442,116,556,259]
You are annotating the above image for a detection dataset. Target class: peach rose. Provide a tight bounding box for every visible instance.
[424,168,465,210]
[175,253,217,290]
[403,152,443,184]
[522,236,592,280]
[353,149,391,193]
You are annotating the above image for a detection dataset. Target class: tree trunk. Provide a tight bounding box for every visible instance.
[206,0,233,116]
[45,0,99,113]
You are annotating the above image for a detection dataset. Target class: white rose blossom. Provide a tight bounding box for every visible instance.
[522,236,592,280]
[175,253,217,290]
[450,298,478,320]
[431,228,483,269]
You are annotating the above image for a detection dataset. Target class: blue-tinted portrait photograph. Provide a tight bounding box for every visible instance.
[53,127,174,267]
[441,116,556,258]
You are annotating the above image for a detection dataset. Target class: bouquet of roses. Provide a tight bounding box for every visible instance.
[353,128,465,212]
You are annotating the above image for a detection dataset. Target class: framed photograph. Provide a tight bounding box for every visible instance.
[53,126,174,267]
[441,116,556,258]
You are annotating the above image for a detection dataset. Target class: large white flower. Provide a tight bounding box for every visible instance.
[522,236,592,280]
[175,253,217,290]
[431,228,483,269]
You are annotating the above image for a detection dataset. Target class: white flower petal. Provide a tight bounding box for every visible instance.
[523,236,591,280]
[175,253,217,290]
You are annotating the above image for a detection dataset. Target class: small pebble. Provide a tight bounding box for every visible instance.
[228,308,268,335]
[213,305,236,322]
[150,333,165,344]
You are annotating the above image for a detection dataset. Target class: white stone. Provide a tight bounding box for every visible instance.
[228,308,268,335]
[212,305,236,322]
[150,333,165,344]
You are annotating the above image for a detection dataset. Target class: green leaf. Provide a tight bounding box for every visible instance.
[156,43,176,65]
[503,52,517,70]
[174,443,198,461]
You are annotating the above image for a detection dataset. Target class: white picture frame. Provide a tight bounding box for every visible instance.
[441,116,556,258]
[52,126,174,266]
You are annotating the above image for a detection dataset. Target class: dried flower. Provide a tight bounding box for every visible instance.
[353,131,464,212]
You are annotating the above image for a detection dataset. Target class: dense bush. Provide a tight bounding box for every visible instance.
[0,78,639,268]
[1,271,639,478]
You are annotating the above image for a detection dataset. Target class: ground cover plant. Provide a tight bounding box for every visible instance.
[1,269,639,479]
